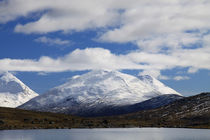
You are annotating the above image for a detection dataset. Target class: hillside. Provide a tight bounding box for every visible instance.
[111,92,210,128]
[1,92,210,130]
[73,94,183,117]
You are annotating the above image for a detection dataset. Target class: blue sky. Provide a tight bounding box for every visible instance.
[1,0,210,96]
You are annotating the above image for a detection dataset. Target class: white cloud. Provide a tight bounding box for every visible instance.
[4,0,208,58]
[0,0,208,36]
[0,48,145,72]
[1,0,210,80]
[188,67,199,74]
[139,69,162,79]
[158,75,170,80]
[0,0,119,34]
[97,0,209,53]
[35,36,70,46]
[174,76,190,81]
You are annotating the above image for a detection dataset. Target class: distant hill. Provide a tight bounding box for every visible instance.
[112,92,210,128]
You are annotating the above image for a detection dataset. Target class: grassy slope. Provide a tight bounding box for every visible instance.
[0,107,82,129]
[0,107,133,129]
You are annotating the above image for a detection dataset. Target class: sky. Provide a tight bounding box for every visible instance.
[0,0,210,96]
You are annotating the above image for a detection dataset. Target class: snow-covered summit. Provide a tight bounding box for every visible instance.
[0,72,39,108]
[20,70,181,115]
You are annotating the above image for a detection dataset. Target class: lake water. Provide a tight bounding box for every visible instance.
[0,128,210,140]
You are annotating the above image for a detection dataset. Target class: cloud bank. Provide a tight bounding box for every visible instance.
[0,48,144,72]
[0,46,210,79]
[1,0,210,79]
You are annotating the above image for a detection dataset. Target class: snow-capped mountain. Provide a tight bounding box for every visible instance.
[19,70,181,116]
[0,72,39,108]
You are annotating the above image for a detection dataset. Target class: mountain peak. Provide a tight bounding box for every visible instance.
[138,75,154,83]
[0,72,39,108]
[85,69,119,75]
[0,72,19,82]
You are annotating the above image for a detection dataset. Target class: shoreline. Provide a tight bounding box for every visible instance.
[1,126,210,131]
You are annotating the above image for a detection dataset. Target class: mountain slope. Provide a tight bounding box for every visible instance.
[73,94,183,117]
[0,72,38,107]
[19,70,181,116]
[138,75,179,95]
[108,94,183,116]
[115,92,210,128]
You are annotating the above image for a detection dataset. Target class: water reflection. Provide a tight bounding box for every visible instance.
[0,128,210,140]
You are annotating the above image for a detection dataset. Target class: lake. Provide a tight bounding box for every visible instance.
[0,128,210,140]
